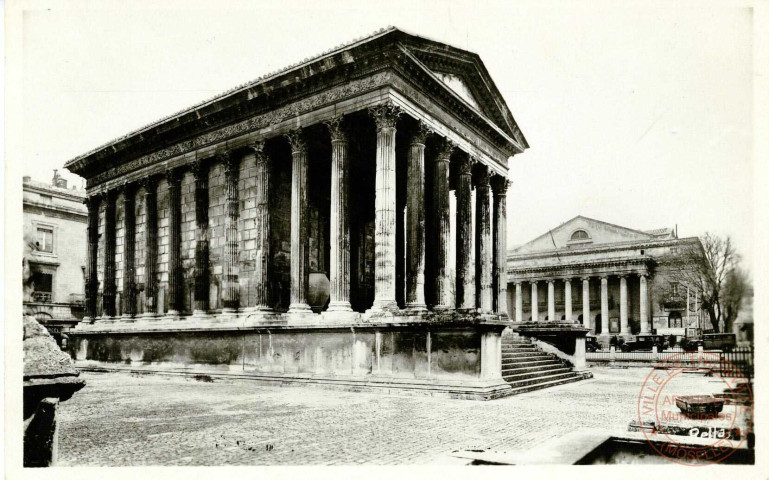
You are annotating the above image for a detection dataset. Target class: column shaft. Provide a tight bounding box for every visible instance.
[547,280,555,321]
[491,177,509,316]
[620,275,629,335]
[405,123,430,311]
[286,131,311,313]
[326,118,352,312]
[531,281,539,321]
[122,185,136,318]
[84,195,101,321]
[475,168,492,312]
[432,138,453,309]
[515,282,523,322]
[166,169,183,316]
[192,162,210,314]
[640,274,650,333]
[582,278,591,331]
[142,178,158,316]
[103,191,117,318]
[564,279,572,322]
[455,156,474,310]
[600,276,609,335]
[369,102,401,312]
[252,143,272,311]
[221,154,240,312]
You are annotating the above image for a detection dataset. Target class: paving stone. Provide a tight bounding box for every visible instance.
[57,366,726,465]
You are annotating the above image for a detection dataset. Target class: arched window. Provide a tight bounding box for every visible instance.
[570,230,590,241]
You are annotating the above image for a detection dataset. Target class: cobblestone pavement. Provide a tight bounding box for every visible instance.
[57,366,729,465]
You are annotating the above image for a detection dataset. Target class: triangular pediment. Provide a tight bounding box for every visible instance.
[432,71,483,111]
[513,216,656,254]
[399,38,528,150]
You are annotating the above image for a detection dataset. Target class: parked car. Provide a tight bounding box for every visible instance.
[681,333,737,352]
[620,334,667,352]
[585,335,601,352]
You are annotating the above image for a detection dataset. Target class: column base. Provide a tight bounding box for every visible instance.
[368,300,399,314]
[403,303,428,314]
[163,311,182,322]
[326,301,353,313]
[192,309,210,318]
[139,312,160,322]
[288,303,313,314]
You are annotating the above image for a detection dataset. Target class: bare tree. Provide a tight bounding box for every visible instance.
[667,233,744,333]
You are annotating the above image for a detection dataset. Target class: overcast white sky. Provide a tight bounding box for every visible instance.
[19,1,755,270]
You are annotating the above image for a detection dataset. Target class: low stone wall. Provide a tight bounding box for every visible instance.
[69,317,511,400]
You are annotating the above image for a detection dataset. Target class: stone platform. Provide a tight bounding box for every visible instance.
[68,311,512,400]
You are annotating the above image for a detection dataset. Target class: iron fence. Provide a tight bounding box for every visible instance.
[587,346,754,377]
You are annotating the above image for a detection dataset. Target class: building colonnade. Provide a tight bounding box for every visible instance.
[512,273,651,336]
[81,102,510,323]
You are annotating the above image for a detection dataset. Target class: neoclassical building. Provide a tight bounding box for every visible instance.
[23,171,87,345]
[65,28,528,399]
[507,216,707,342]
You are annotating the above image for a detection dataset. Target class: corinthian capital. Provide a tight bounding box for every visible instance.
[435,137,455,162]
[368,101,401,131]
[325,115,347,142]
[456,155,473,177]
[285,129,307,154]
[490,175,510,195]
[411,121,432,145]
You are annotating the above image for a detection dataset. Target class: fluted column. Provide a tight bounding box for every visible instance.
[286,130,311,313]
[491,176,509,317]
[166,168,183,317]
[84,195,101,322]
[326,118,352,312]
[102,190,117,318]
[251,142,272,312]
[455,155,474,310]
[547,279,555,322]
[221,153,240,313]
[620,275,629,335]
[515,282,523,322]
[121,183,137,319]
[432,138,454,310]
[531,281,538,322]
[600,275,609,335]
[369,102,401,312]
[564,279,572,323]
[191,161,210,315]
[141,177,158,317]
[475,166,492,313]
[640,274,650,333]
[405,122,430,311]
[582,277,591,331]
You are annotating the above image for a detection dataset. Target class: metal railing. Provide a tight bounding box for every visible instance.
[587,346,754,379]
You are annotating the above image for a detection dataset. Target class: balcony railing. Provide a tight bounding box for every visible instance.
[31,291,53,303]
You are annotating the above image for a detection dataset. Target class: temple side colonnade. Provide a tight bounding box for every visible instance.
[80,104,511,324]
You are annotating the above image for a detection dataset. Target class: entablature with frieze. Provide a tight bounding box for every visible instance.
[507,257,655,283]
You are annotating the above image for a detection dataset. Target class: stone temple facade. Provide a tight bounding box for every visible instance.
[506,216,707,344]
[65,27,529,399]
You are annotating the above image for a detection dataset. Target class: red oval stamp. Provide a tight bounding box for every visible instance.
[636,351,753,466]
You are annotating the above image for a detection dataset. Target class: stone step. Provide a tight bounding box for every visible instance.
[502,367,572,381]
[503,371,579,388]
[501,351,553,359]
[501,355,557,364]
[501,345,538,351]
[501,341,534,347]
[504,372,592,395]
[502,362,566,375]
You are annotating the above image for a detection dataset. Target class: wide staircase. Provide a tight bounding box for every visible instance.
[501,334,592,395]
